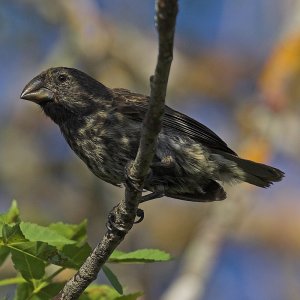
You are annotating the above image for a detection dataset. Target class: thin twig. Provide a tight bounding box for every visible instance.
[54,1,178,299]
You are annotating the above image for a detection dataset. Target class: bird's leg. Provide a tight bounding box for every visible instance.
[125,156,174,192]
[124,160,158,200]
[140,191,165,203]
[121,160,165,227]
[107,161,150,233]
[140,183,165,203]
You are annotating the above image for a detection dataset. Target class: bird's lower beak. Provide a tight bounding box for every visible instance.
[20,78,54,104]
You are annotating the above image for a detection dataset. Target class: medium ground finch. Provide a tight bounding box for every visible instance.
[21,67,284,202]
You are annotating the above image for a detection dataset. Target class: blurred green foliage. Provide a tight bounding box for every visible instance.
[0,201,171,299]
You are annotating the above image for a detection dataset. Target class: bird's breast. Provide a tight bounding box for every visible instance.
[60,117,140,185]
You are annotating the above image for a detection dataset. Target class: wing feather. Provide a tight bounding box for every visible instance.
[112,88,237,156]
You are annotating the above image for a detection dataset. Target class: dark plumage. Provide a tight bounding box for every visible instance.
[21,67,284,202]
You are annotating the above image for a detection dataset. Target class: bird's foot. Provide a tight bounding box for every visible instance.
[135,208,144,223]
[124,161,144,192]
[106,205,125,233]
[106,205,145,233]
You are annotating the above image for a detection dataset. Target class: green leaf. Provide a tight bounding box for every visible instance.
[49,220,88,245]
[79,285,120,300]
[20,222,75,248]
[2,224,25,244]
[61,242,91,268]
[109,249,172,263]
[13,282,33,300]
[116,292,143,300]
[0,200,20,236]
[34,282,64,300]
[2,222,73,268]
[10,245,45,280]
[18,241,73,269]
[1,224,46,280]
[80,285,142,300]
[102,265,123,295]
[0,246,9,266]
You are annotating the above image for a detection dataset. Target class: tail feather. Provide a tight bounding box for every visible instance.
[222,153,284,188]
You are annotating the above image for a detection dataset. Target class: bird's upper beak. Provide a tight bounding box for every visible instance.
[20,77,54,104]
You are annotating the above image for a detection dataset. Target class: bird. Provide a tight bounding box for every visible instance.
[21,67,284,203]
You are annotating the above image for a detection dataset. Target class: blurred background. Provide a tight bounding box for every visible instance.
[0,0,299,299]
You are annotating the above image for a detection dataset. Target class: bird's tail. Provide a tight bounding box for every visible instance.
[220,153,284,188]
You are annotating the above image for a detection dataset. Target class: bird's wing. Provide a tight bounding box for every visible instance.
[112,88,237,156]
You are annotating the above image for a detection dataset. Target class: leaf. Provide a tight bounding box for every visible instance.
[0,200,20,236]
[2,222,74,266]
[20,222,75,248]
[49,220,88,245]
[1,224,46,280]
[109,249,172,263]
[2,224,26,245]
[80,285,120,300]
[116,292,143,300]
[61,242,91,268]
[80,285,121,300]
[10,245,45,280]
[34,283,65,300]
[0,246,9,266]
[13,282,33,300]
[102,265,123,295]
[80,285,142,300]
[0,200,20,222]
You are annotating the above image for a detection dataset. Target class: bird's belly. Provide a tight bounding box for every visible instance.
[66,133,136,186]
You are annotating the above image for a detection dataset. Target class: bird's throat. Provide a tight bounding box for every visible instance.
[41,102,75,125]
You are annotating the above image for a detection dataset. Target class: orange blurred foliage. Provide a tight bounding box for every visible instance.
[260,34,300,111]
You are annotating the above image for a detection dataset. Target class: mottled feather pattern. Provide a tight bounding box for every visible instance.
[21,67,284,202]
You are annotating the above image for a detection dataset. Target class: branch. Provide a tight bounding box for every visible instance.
[54,0,178,299]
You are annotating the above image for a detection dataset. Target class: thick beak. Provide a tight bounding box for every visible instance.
[20,78,54,104]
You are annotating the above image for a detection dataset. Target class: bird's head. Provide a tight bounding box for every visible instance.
[21,67,112,124]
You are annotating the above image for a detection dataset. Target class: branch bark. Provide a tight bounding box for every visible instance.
[54,0,178,299]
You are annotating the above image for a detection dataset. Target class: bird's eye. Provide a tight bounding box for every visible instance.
[58,74,67,82]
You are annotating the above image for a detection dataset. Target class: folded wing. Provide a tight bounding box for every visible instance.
[112,88,237,156]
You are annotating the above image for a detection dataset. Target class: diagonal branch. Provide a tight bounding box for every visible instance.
[54,0,178,299]
[130,0,178,180]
